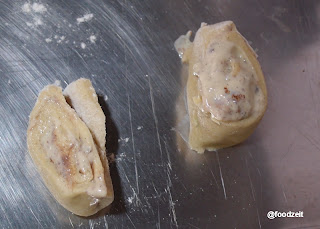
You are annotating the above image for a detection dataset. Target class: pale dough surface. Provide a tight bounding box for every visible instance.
[186,21,268,153]
[27,83,113,216]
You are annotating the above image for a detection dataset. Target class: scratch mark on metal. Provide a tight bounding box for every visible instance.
[209,169,219,189]
[255,167,263,204]
[245,149,262,202]
[256,208,261,229]
[307,73,316,113]
[204,157,219,188]
[157,203,161,229]
[245,157,256,201]
[28,207,42,226]
[1,205,13,228]
[260,32,269,44]
[148,76,164,163]
[215,151,227,200]
[164,138,172,170]
[119,167,141,206]
[122,169,131,183]
[127,93,139,194]
[281,136,295,161]
[269,15,291,32]
[295,127,320,151]
[145,190,167,200]
[283,190,288,203]
[126,213,137,229]
[69,217,74,228]
[89,219,94,229]
[103,216,109,229]
[166,165,178,227]
[180,182,187,191]
[101,60,110,65]
[187,223,200,229]
[152,181,160,196]
[71,47,89,69]
[131,187,142,207]
[247,151,254,160]
[282,185,288,203]
[143,196,154,214]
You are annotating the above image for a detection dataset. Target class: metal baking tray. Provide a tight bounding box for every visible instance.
[1,0,319,228]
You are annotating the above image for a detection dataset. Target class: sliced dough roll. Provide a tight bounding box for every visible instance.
[27,83,113,216]
[176,21,268,153]
[63,78,114,212]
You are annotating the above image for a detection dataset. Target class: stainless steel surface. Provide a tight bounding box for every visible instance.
[1,0,319,228]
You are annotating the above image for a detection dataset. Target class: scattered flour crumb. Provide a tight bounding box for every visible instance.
[118,152,126,158]
[26,18,43,27]
[127,197,133,204]
[80,42,86,49]
[117,152,126,162]
[8,79,11,84]
[45,38,52,43]
[104,95,108,101]
[77,13,94,24]
[22,3,47,27]
[21,3,31,13]
[32,3,47,13]
[118,137,130,143]
[54,80,61,86]
[108,152,126,163]
[22,3,47,13]
[34,18,43,26]
[57,36,65,43]
[54,35,59,39]
[145,74,149,77]
[89,35,96,43]
[126,192,141,206]
[137,126,143,130]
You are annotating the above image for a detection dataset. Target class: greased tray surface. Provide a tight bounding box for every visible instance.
[1,0,319,228]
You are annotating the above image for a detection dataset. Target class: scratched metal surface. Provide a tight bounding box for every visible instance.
[0,0,320,228]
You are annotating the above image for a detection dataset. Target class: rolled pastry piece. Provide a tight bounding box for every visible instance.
[27,84,113,216]
[63,78,114,211]
[175,21,267,153]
